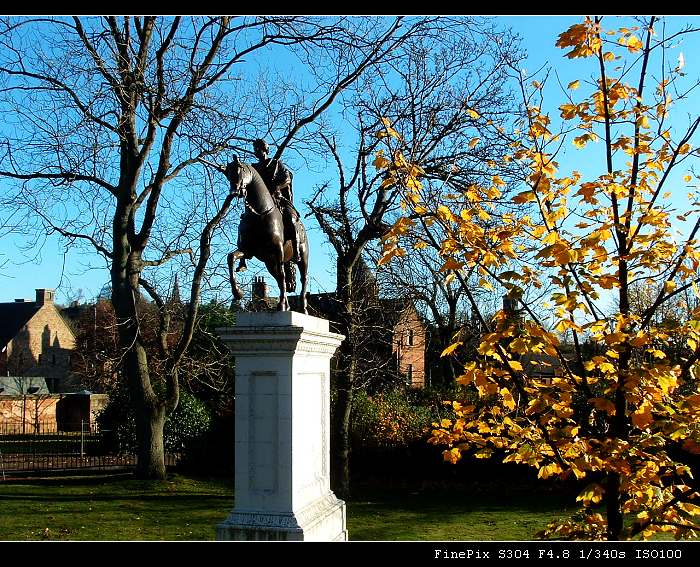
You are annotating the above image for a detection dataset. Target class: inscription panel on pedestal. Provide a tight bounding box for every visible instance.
[250,371,279,493]
[295,372,327,491]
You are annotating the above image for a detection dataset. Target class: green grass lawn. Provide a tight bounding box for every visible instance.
[0,474,233,540]
[0,474,574,541]
[346,481,574,541]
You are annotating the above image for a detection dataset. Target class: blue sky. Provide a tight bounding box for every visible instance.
[2,16,699,305]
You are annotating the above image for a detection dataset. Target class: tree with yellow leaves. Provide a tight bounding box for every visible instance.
[378,16,700,540]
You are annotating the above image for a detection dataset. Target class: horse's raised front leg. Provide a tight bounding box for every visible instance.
[227,252,246,305]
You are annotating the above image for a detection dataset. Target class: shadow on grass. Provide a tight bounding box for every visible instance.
[0,473,234,503]
[344,480,577,541]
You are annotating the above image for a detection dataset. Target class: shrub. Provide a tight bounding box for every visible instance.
[97,388,212,458]
[351,388,433,449]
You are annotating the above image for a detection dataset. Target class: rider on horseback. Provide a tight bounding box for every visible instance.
[235,139,301,272]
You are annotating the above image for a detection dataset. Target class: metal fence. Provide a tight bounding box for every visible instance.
[0,420,177,476]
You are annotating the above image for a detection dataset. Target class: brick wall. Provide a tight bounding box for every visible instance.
[0,395,60,432]
[392,308,426,389]
[3,301,76,388]
[0,393,108,432]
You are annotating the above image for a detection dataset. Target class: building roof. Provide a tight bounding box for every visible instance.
[0,376,50,396]
[377,297,420,328]
[286,292,423,336]
[0,301,42,349]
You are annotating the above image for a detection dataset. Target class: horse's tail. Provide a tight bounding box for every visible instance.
[285,261,296,292]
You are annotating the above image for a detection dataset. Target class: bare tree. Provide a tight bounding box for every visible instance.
[0,16,430,478]
[306,17,523,496]
[369,242,475,384]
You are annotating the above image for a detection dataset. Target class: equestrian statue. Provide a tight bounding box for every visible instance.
[223,139,309,313]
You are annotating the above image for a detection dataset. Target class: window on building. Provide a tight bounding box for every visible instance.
[408,329,414,346]
[407,364,413,385]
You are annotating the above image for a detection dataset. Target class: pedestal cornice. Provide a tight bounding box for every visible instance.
[217,325,344,356]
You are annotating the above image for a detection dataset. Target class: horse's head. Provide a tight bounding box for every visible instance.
[224,156,251,199]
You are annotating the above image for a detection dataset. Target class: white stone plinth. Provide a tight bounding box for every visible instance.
[216,311,347,541]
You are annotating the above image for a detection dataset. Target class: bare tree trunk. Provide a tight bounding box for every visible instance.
[332,260,355,498]
[606,472,622,540]
[333,365,354,498]
[126,343,168,479]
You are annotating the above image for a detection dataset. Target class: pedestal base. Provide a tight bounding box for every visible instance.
[215,312,346,541]
[216,493,347,541]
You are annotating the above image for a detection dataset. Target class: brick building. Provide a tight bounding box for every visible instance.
[387,299,427,388]
[0,289,77,393]
[245,266,427,389]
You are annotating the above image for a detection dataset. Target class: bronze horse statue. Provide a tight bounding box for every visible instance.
[225,156,309,313]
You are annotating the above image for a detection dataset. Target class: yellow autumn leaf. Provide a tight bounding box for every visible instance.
[468,137,480,148]
[538,463,563,479]
[573,134,591,149]
[373,152,390,169]
[568,80,580,90]
[441,342,463,357]
[379,177,395,190]
[577,483,605,505]
[631,403,654,429]
[556,20,602,58]
[664,280,677,294]
[629,332,650,347]
[658,372,677,394]
[386,126,401,139]
[436,205,455,221]
[508,360,523,372]
[467,108,480,119]
[576,183,599,204]
[440,258,463,272]
[500,388,516,410]
[377,246,405,266]
[492,175,506,187]
[512,190,536,204]
[684,175,692,182]
[444,448,462,464]
[626,35,643,52]
[604,332,627,345]
[509,337,529,355]
[477,208,491,221]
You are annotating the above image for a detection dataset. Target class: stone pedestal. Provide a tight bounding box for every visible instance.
[216,311,347,541]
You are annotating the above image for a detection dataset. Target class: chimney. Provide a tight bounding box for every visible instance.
[252,277,268,301]
[36,289,55,306]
